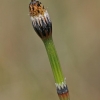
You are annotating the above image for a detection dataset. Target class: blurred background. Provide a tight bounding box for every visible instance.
[0,0,100,100]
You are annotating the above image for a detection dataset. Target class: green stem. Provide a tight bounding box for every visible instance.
[43,37,70,100]
[43,37,64,84]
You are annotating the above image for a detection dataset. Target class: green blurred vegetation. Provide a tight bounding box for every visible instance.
[0,0,100,100]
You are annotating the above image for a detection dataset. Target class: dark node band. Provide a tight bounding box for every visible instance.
[32,19,52,39]
[57,85,69,94]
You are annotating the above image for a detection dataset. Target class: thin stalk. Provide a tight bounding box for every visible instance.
[43,37,70,100]
[43,37,64,83]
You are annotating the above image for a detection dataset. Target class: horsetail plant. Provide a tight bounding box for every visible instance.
[29,0,70,100]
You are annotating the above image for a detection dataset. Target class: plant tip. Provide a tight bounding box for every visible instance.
[29,0,52,40]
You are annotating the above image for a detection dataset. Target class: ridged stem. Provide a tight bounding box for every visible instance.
[43,37,70,100]
[43,37,64,83]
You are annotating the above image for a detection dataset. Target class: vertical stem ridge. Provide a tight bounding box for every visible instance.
[43,37,70,100]
[43,37,64,83]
